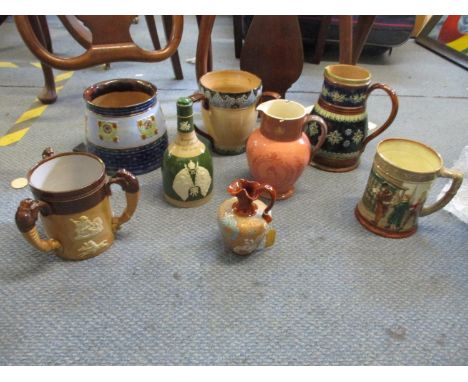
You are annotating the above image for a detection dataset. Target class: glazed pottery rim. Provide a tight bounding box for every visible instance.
[325,64,371,86]
[199,69,262,94]
[377,138,443,175]
[257,99,309,121]
[28,151,106,198]
[83,78,157,109]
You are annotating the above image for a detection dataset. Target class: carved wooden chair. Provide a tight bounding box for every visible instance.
[14,15,184,103]
[197,16,376,97]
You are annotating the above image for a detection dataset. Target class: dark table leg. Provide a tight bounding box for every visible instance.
[311,16,331,64]
[339,16,353,64]
[233,15,243,59]
[352,16,376,64]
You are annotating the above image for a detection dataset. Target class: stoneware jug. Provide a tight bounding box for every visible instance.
[15,148,139,260]
[307,64,399,172]
[246,99,328,200]
[217,179,276,256]
[355,138,463,238]
[162,97,213,208]
[84,78,168,175]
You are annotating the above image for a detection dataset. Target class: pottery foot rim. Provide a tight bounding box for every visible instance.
[354,205,417,239]
[310,159,360,173]
[262,187,294,200]
[213,145,246,156]
[164,193,213,208]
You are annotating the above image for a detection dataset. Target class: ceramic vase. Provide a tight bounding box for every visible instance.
[162,97,213,207]
[246,99,328,199]
[307,64,399,172]
[217,178,276,255]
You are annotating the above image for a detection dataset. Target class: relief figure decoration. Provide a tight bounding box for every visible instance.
[70,216,104,240]
[77,239,109,257]
[172,160,212,201]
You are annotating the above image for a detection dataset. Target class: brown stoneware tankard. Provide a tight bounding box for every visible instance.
[15,148,140,260]
[307,64,399,172]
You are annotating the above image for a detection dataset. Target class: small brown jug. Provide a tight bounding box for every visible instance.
[217,179,276,255]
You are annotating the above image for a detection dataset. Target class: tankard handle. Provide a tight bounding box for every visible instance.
[360,83,399,152]
[304,115,328,159]
[15,199,62,253]
[420,167,463,217]
[106,169,140,232]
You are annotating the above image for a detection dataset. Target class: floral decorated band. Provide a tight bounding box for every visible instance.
[199,84,262,109]
[320,78,368,108]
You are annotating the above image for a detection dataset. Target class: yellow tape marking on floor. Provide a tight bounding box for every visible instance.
[15,105,48,124]
[55,71,74,82]
[0,62,18,68]
[0,127,30,147]
[30,62,42,69]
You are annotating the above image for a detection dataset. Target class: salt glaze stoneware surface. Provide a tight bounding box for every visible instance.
[162,97,213,208]
[191,70,280,155]
[217,178,276,255]
[15,148,140,260]
[84,78,168,175]
[247,99,328,200]
[307,64,399,172]
[355,138,463,238]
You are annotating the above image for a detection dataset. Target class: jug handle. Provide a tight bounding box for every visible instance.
[258,184,276,223]
[304,115,328,159]
[257,91,281,106]
[15,199,62,253]
[420,167,463,217]
[107,169,140,233]
[360,83,399,152]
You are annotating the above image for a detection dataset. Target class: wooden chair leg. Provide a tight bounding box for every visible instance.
[37,15,52,52]
[233,15,243,59]
[162,15,183,80]
[311,15,331,64]
[352,16,376,64]
[145,15,162,50]
[339,16,353,64]
[196,16,215,80]
[29,16,56,104]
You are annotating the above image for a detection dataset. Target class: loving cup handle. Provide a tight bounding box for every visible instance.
[304,115,328,159]
[360,83,399,152]
[420,167,463,217]
[15,199,62,253]
[106,169,140,232]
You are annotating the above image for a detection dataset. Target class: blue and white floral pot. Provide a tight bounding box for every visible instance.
[84,79,168,175]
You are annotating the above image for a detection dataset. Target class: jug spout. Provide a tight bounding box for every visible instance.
[256,99,275,114]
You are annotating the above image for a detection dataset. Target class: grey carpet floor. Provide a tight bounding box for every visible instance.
[0,16,467,365]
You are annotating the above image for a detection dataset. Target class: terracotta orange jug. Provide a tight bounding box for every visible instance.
[246,99,328,199]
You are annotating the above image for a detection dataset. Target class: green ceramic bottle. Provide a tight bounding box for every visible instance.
[162,97,213,207]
